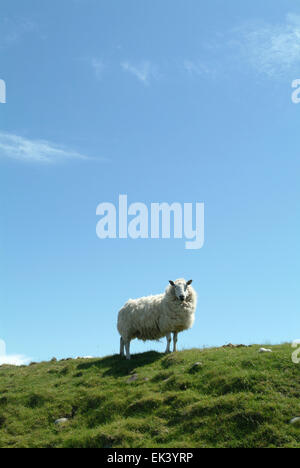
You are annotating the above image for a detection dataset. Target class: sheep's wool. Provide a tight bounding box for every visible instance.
[117,279,197,342]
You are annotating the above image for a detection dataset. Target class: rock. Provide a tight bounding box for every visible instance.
[75,356,94,360]
[127,373,138,383]
[222,344,250,349]
[189,362,203,374]
[290,417,300,427]
[55,418,69,425]
[259,348,272,353]
[51,357,57,362]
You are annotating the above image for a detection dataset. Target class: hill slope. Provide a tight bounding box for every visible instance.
[0,344,299,448]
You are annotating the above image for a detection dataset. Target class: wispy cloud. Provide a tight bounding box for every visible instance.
[183,60,216,78]
[0,132,92,164]
[91,58,105,80]
[231,13,300,77]
[0,340,30,366]
[121,60,159,85]
[182,13,300,81]
[0,17,37,48]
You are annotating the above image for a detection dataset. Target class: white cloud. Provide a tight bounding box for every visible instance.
[0,132,91,164]
[0,354,31,366]
[0,340,30,366]
[121,60,159,85]
[232,13,300,77]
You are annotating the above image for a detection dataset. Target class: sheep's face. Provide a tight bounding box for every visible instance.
[169,279,193,302]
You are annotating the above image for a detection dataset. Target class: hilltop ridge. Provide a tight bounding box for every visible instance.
[0,344,299,448]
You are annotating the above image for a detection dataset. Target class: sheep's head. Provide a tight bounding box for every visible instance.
[169,279,193,302]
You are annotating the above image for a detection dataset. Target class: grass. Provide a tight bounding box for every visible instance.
[0,343,299,448]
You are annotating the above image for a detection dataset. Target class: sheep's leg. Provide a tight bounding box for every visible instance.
[173,332,178,352]
[120,337,125,356]
[125,340,131,360]
[165,333,171,354]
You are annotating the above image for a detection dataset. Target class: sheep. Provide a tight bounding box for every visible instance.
[117,278,197,360]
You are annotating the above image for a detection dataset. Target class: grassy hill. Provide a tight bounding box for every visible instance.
[0,344,299,448]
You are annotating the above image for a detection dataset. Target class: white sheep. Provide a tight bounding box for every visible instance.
[117,278,197,360]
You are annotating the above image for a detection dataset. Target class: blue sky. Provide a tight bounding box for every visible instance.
[0,0,299,363]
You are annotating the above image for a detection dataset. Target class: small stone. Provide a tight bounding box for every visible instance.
[127,373,138,383]
[290,417,300,426]
[223,344,249,349]
[259,348,272,353]
[55,418,69,425]
[189,362,203,373]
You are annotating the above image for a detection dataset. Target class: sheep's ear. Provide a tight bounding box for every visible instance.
[186,279,193,286]
[169,280,175,287]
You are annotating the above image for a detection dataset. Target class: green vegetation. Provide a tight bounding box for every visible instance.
[0,344,299,448]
